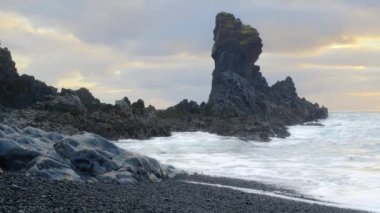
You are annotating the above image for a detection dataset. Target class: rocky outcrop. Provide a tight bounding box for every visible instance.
[156,12,327,140]
[131,99,146,115]
[71,88,102,111]
[208,12,267,117]
[43,94,86,115]
[207,12,328,123]
[115,97,133,116]
[166,99,203,114]
[0,47,57,109]
[269,77,328,124]
[0,125,178,183]
[0,105,172,140]
[0,12,328,142]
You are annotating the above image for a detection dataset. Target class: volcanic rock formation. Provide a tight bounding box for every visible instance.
[0,12,328,142]
[207,12,328,123]
[0,47,57,109]
[0,125,177,183]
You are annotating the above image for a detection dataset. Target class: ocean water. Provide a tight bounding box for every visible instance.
[115,112,380,212]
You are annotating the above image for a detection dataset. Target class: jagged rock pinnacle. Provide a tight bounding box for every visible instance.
[207,12,328,123]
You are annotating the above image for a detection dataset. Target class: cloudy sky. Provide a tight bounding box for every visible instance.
[1,0,379,111]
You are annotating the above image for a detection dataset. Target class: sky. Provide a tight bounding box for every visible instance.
[0,0,379,111]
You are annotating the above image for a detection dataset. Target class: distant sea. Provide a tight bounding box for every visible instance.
[116,112,380,212]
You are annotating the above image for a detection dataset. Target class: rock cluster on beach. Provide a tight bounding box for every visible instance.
[0,12,328,143]
[0,124,177,183]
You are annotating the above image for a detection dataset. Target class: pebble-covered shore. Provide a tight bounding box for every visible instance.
[0,172,367,213]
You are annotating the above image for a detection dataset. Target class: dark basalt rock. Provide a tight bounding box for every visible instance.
[73,88,102,111]
[208,12,267,117]
[158,12,327,140]
[115,97,133,116]
[132,99,145,109]
[0,47,57,109]
[0,125,179,183]
[269,77,328,124]
[167,99,201,114]
[43,94,87,115]
[59,88,103,112]
[0,47,18,81]
[207,12,328,123]
[131,99,146,115]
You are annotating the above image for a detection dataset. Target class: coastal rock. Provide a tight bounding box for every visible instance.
[0,138,41,170]
[173,99,201,114]
[60,88,102,111]
[0,46,57,109]
[269,77,328,124]
[132,99,145,115]
[44,94,86,115]
[303,122,324,127]
[0,47,18,81]
[208,12,267,117]
[207,12,328,123]
[0,125,178,183]
[73,88,102,111]
[115,97,133,116]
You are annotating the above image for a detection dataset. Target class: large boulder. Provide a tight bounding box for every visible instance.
[0,125,179,183]
[0,46,57,109]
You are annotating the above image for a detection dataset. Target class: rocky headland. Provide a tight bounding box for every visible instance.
[0,12,327,181]
[0,12,327,143]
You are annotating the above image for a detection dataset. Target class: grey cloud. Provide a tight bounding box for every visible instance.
[0,0,348,54]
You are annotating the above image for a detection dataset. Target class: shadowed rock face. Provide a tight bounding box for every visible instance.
[208,12,328,123]
[0,47,57,109]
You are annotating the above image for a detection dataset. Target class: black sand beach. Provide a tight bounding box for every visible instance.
[0,172,367,213]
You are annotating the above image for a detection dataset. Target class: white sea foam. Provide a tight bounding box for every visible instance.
[115,112,380,212]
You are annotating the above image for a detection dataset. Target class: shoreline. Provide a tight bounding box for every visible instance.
[0,172,368,213]
[183,175,372,212]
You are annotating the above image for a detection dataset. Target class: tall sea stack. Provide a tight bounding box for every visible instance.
[207,12,328,124]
